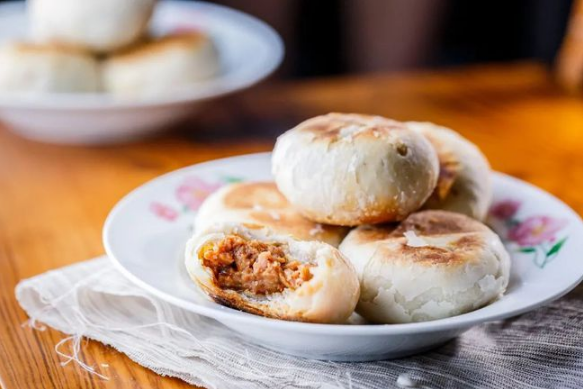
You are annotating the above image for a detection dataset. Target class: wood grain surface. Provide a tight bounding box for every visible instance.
[1,63,583,388]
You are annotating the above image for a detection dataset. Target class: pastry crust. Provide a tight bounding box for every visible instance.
[272,113,439,226]
[0,42,100,93]
[406,122,492,220]
[339,210,510,323]
[29,0,156,53]
[185,223,360,324]
[103,32,219,98]
[195,182,348,247]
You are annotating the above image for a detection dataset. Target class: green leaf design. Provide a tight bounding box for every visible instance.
[546,237,568,257]
[222,176,243,183]
[506,219,521,228]
[518,247,536,253]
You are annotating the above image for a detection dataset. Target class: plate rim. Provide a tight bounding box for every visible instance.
[0,0,284,110]
[103,152,583,335]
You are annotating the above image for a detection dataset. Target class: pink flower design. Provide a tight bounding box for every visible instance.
[490,200,521,219]
[170,25,203,35]
[150,202,179,221]
[175,177,221,211]
[508,216,567,246]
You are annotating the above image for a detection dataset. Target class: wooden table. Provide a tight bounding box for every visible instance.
[1,62,582,389]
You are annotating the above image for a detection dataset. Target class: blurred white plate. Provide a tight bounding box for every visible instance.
[103,152,583,361]
[0,1,283,144]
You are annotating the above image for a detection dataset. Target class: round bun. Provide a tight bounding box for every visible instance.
[272,113,439,226]
[29,0,156,53]
[339,210,510,323]
[103,32,219,98]
[185,222,360,323]
[0,42,99,94]
[195,182,347,247]
[407,122,492,220]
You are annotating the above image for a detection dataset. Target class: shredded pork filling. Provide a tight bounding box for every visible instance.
[201,235,314,295]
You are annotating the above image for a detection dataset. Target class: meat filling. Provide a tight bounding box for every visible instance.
[201,235,314,295]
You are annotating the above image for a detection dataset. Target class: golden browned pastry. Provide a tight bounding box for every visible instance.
[339,210,510,323]
[29,0,156,53]
[407,122,492,220]
[272,113,440,226]
[0,42,99,94]
[185,223,360,323]
[195,182,347,247]
[103,32,219,98]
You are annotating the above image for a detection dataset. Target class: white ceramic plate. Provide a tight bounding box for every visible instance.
[0,1,283,144]
[104,152,583,361]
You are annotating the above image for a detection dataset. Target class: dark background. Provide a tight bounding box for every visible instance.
[210,0,574,78]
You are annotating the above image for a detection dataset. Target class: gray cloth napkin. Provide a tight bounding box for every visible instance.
[15,256,583,389]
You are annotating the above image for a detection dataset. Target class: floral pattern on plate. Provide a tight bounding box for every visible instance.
[150,175,242,221]
[490,199,568,269]
[151,177,570,269]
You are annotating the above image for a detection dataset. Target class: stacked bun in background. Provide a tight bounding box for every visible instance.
[185,113,511,324]
[0,0,220,98]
